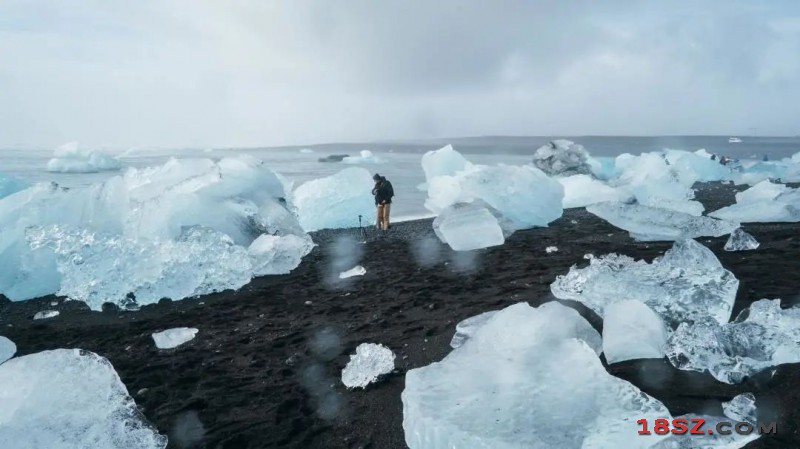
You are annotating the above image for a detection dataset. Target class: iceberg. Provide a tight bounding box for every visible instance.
[558,174,629,208]
[341,343,395,389]
[432,203,505,251]
[551,239,739,326]
[293,167,376,231]
[724,228,760,251]
[0,172,28,200]
[532,139,594,176]
[603,300,669,364]
[421,144,471,180]
[710,180,800,223]
[152,327,198,349]
[666,299,800,384]
[0,336,15,365]
[343,150,385,164]
[586,201,739,241]
[0,349,167,449]
[402,302,669,449]
[45,142,122,173]
[0,155,312,308]
[449,310,499,349]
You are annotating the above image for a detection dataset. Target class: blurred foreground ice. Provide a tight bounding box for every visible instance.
[0,155,313,309]
[0,349,167,449]
[551,239,739,326]
[403,302,669,449]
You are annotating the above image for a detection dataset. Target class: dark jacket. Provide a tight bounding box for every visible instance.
[373,179,394,205]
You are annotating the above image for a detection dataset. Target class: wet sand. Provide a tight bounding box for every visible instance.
[2,182,799,449]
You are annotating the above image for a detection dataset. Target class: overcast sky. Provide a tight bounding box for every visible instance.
[2,0,799,148]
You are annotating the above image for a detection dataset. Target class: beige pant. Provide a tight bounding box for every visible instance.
[376,203,391,230]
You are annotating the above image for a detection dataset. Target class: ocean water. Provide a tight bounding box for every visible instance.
[2,136,798,219]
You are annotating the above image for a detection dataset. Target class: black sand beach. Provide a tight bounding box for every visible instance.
[2,182,800,449]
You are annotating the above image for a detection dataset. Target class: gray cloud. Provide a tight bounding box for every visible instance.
[1,0,799,148]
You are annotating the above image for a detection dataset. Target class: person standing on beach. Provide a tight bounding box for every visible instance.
[372,174,394,230]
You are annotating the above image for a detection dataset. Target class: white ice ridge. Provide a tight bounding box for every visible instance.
[724,228,760,251]
[432,202,505,251]
[587,201,739,241]
[293,167,376,231]
[710,180,800,223]
[152,327,198,349]
[45,142,122,173]
[339,265,366,279]
[402,302,670,449]
[422,144,563,231]
[603,300,670,364]
[0,349,167,449]
[551,239,739,326]
[0,155,314,309]
[666,298,800,384]
[341,343,395,389]
[0,336,15,365]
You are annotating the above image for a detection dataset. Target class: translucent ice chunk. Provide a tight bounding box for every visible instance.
[603,300,669,364]
[723,393,757,425]
[587,201,739,242]
[0,336,15,365]
[449,310,499,349]
[532,139,594,176]
[665,299,800,384]
[0,349,167,449]
[341,343,395,389]
[432,203,505,251]
[421,144,471,180]
[402,302,668,449]
[724,228,760,251]
[558,174,630,208]
[45,142,122,173]
[0,172,28,200]
[339,265,366,279]
[33,310,59,320]
[551,239,739,326]
[293,167,376,231]
[152,327,198,349]
[248,233,315,276]
[710,181,800,223]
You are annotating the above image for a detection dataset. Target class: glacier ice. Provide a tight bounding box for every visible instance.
[665,299,800,384]
[723,393,757,425]
[33,310,60,320]
[710,180,800,223]
[650,414,759,449]
[421,144,471,180]
[0,155,312,308]
[45,142,122,173]
[0,172,28,200]
[449,310,499,349]
[341,343,395,389]
[293,167,376,231]
[603,300,670,364]
[432,203,505,251]
[0,349,167,449]
[343,150,385,164]
[558,174,630,208]
[724,228,760,251]
[551,239,739,326]
[152,327,198,349]
[402,302,669,449]
[339,265,366,279]
[423,146,563,230]
[0,336,15,365]
[586,201,739,241]
[532,139,594,176]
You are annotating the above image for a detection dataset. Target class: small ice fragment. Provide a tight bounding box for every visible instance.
[724,228,760,251]
[449,310,499,349]
[33,310,60,320]
[339,265,366,279]
[603,300,669,364]
[152,328,198,349]
[341,343,395,389]
[0,336,16,364]
[304,300,313,306]
[723,393,757,425]
[545,246,558,253]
